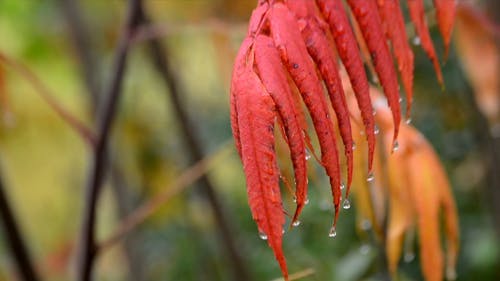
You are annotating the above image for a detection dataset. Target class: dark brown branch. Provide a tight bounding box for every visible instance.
[61,1,146,280]
[135,6,252,281]
[75,0,142,280]
[0,171,41,281]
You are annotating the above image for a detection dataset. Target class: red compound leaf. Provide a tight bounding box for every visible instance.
[407,0,444,85]
[254,34,309,224]
[316,0,376,172]
[269,3,342,226]
[230,1,456,279]
[347,0,401,147]
[377,0,415,119]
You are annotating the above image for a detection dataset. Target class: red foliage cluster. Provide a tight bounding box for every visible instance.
[230,1,455,279]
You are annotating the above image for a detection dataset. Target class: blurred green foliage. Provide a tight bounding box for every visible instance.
[0,1,498,281]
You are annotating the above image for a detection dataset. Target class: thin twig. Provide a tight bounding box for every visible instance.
[270,268,315,281]
[0,171,41,281]
[136,5,252,281]
[0,53,96,147]
[98,140,233,251]
[75,0,142,280]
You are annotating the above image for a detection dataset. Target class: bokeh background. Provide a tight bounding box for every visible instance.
[0,0,498,280]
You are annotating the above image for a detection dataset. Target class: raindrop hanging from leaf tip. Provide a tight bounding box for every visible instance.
[328,226,337,238]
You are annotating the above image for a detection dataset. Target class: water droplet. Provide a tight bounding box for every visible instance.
[392,140,400,152]
[404,252,415,263]
[292,220,301,227]
[282,229,286,234]
[413,36,421,46]
[305,149,311,160]
[360,219,372,231]
[405,117,412,125]
[328,226,337,238]
[293,196,297,203]
[304,198,310,205]
[352,141,356,150]
[293,63,299,69]
[372,110,377,116]
[399,97,403,103]
[367,172,375,182]
[342,199,351,209]
[374,125,380,135]
[372,76,379,84]
[446,266,457,281]
[340,182,346,190]
[359,243,371,255]
[259,232,268,240]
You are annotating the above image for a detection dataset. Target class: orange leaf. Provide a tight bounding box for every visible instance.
[407,149,443,281]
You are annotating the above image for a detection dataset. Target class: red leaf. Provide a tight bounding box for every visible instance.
[300,19,355,197]
[232,47,288,279]
[347,0,401,147]
[433,0,456,59]
[254,34,309,224]
[269,3,342,225]
[248,1,269,37]
[317,0,376,172]
[230,37,254,157]
[287,0,354,196]
[407,0,444,85]
[377,0,415,119]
